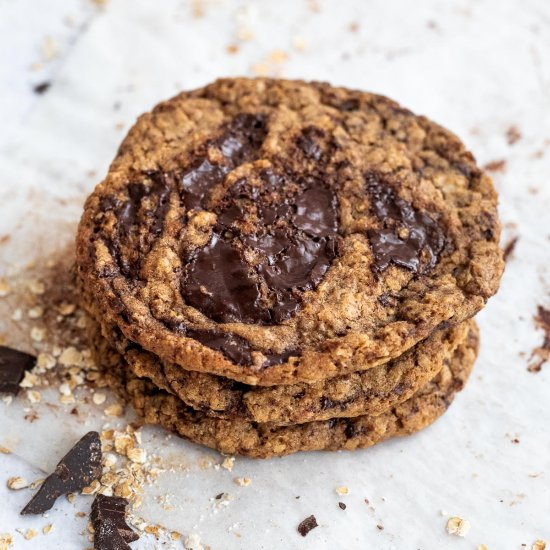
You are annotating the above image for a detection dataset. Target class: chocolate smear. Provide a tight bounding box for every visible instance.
[297,514,318,537]
[91,494,139,550]
[0,346,36,395]
[366,173,444,274]
[21,431,102,515]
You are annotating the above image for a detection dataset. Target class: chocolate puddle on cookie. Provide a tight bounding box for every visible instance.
[365,172,444,274]
[182,169,340,325]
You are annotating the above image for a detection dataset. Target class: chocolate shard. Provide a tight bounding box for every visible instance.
[91,494,139,550]
[297,514,318,537]
[21,431,102,515]
[0,346,36,395]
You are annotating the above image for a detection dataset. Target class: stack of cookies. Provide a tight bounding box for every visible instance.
[76,78,503,458]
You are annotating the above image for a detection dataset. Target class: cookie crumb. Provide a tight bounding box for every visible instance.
[477,545,488,550]
[506,125,521,145]
[7,476,28,490]
[0,533,14,548]
[483,159,507,172]
[335,486,349,495]
[234,477,251,487]
[446,516,470,537]
[221,457,235,471]
[532,541,546,550]
[0,279,11,297]
[24,529,38,541]
[184,532,204,550]
[503,236,519,261]
[92,392,106,405]
[42,524,54,535]
[297,515,318,537]
[104,403,124,417]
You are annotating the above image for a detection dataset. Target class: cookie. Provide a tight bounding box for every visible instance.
[76,78,502,385]
[91,323,478,458]
[88,312,472,425]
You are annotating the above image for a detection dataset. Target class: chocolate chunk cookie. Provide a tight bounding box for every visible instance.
[87,312,472,425]
[91,322,479,458]
[76,78,502,385]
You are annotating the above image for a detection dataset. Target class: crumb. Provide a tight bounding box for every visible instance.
[24,529,38,541]
[528,306,550,373]
[477,545,488,550]
[221,457,235,471]
[127,448,147,464]
[483,159,507,172]
[92,392,106,405]
[7,476,28,490]
[0,533,13,549]
[26,390,41,403]
[297,515,318,537]
[335,486,349,495]
[446,516,470,537]
[184,533,204,550]
[33,82,51,95]
[42,524,54,535]
[233,477,251,487]
[0,279,11,297]
[349,22,359,32]
[104,403,124,417]
[506,126,521,145]
[0,446,11,454]
[532,541,546,550]
[226,44,239,55]
[503,236,519,261]
[376,524,384,530]
[338,502,346,510]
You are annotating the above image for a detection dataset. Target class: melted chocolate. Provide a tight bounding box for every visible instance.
[365,173,444,274]
[179,113,267,210]
[182,169,339,325]
[186,328,253,365]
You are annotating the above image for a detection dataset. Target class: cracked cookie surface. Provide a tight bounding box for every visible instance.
[76,78,502,385]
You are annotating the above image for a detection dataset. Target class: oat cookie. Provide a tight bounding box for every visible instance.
[76,78,502,385]
[90,323,478,458]
[88,313,472,425]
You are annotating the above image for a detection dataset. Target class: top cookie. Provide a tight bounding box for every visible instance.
[76,78,503,386]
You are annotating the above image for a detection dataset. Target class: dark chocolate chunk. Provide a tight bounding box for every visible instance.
[0,346,36,395]
[33,81,51,95]
[296,126,325,161]
[21,431,102,515]
[365,172,444,274]
[261,348,299,367]
[297,515,318,537]
[182,171,339,328]
[183,234,268,324]
[179,113,267,210]
[181,159,228,210]
[186,328,253,366]
[338,502,347,510]
[91,494,139,550]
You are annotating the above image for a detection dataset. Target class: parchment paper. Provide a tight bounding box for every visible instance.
[1,0,549,548]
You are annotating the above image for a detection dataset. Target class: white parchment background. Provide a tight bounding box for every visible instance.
[0,0,549,548]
